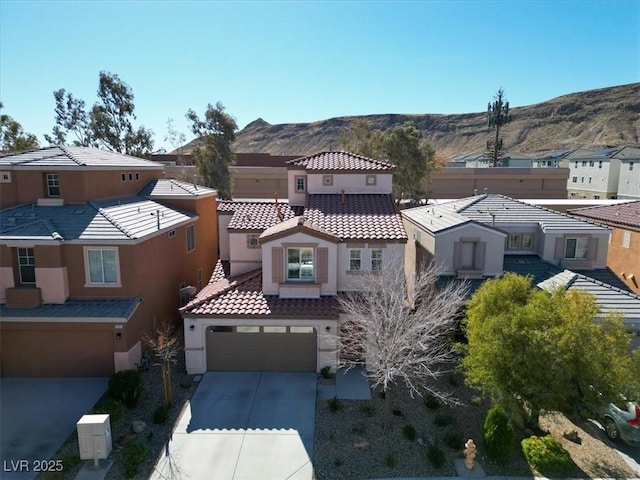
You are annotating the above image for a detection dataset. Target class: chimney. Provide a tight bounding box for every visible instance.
[340,189,345,205]
[276,203,283,222]
[162,171,166,179]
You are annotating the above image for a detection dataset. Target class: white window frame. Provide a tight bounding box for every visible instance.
[247,234,260,249]
[348,248,362,271]
[46,173,60,197]
[286,247,314,281]
[84,247,120,286]
[622,231,631,249]
[522,234,534,250]
[0,171,11,183]
[507,234,520,250]
[564,237,588,260]
[17,247,36,284]
[186,225,196,252]
[371,248,384,271]
[295,176,306,193]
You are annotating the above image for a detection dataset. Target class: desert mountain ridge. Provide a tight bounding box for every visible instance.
[181,83,640,156]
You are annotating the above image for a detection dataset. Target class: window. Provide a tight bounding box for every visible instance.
[508,234,520,249]
[128,173,133,181]
[589,161,594,167]
[630,162,635,171]
[575,162,579,168]
[572,176,577,183]
[460,241,477,269]
[582,161,587,167]
[366,175,377,186]
[598,161,603,169]
[581,177,584,183]
[290,326,314,333]
[622,231,631,249]
[287,247,314,280]
[349,249,362,271]
[236,326,260,333]
[264,326,287,333]
[121,173,126,182]
[46,173,60,197]
[594,195,600,200]
[186,225,195,252]
[295,176,306,192]
[0,171,11,183]
[522,234,534,249]
[247,234,259,248]
[322,175,333,186]
[86,248,118,284]
[135,172,140,181]
[371,248,383,270]
[565,238,588,259]
[17,248,35,284]
[588,177,592,184]
[168,229,176,238]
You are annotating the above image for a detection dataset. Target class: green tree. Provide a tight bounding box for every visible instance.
[186,102,237,199]
[0,102,39,153]
[45,71,154,157]
[461,273,640,427]
[340,120,435,206]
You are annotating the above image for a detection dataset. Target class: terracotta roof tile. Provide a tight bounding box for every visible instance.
[287,151,394,171]
[182,267,339,318]
[259,216,340,243]
[220,201,302,230]
[305,194,407,241]
[569,201,640,229]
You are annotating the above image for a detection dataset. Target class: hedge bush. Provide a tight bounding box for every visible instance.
[483,404,515,463]
[108,370,144,408]
[521,435,573,476]
[91,399,125,424]
[121,442,148,478]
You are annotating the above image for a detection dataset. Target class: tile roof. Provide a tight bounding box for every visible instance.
[139,179,217,197]
[569,201,640,229]
[1,197,194,241]
[305,194,407,241]
[0,297,141,321]
[538,270,640,322]
[220,200,303,231]
[287,151,394,171]
[405,194,608,234]
[182,264,339,318]
[259,216,340,243]
[0,146,163,169]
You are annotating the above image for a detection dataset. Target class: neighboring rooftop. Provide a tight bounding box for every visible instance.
[287,151,394,171]
[1,197,194,242]
[220,200,303,231]
[139,179,217,198]
[569,200,640,229]
[566,146,640,160]
[0,297,141,321]
[0,146,164,169]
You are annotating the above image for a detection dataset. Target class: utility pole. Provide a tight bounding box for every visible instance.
[487,88,510,167]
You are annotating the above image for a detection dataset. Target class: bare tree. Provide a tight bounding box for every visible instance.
[144,321,181,409]
[337,254,469,413]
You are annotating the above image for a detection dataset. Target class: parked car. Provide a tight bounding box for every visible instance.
[603,400,640,446]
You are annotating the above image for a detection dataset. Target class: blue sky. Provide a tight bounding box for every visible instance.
[1,0,639,151]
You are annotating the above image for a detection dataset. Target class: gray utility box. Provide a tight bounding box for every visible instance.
[77,414,112,461]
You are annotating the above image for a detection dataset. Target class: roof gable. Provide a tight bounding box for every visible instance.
[569,201,640,229]
[259,216,340,243]
[287,151,394,172]
[0,146,163,169]
[139,179,216,198]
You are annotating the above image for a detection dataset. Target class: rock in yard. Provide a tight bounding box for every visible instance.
[354,438,369,451]
[563,429,582,444]
[117,434,137,446]
[132,420,146,434]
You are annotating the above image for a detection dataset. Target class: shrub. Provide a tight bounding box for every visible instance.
[384,453,396,468]
[108,370,144,408]
[328,397,342,412]
[360,401,376,417]
[320,366,333,379]
[424,394,441,409]
[426,443,446,468]
[402,424,417,441]
[521,435,573,476]
[91,399,125,424]
[153,405,169,424]
[483,404,515,463]
[121,442,148,478]
[61,454,81,470]
[443,430,463,450]
[334,457,343,467]
[434,413,454,428]
[392,409,403,417]
[351,423,366,435]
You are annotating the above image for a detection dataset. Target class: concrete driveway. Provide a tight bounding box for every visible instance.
[0,377,108,480]
[151,371,316,480]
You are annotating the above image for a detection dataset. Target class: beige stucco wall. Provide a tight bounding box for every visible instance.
[540,231,610,268]
[337,242,405,291]
[261,232,338,296]
[35,267,69,303]
[288,171,307,206]
[307,173,393,194]
[228,231,262,276]
[183,316,338,374]
[113,340,141,372]
[218,214,232,261]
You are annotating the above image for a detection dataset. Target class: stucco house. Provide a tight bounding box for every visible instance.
[181,151,407,374]
[0,146,218,377]
[401,194,640,347]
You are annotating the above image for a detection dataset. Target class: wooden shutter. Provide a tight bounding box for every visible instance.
[452,242,461,270]
[554,237,564,260]
[272,247,283,283]
[476,242,487,270]
[587,237,599,260]
[317,247,328,284]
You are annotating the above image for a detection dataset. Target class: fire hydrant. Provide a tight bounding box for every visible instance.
[463,439,477,470]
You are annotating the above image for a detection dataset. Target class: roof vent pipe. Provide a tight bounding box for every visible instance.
[341,189,345,205]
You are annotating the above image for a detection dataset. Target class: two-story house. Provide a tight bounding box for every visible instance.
[181,151,407,374]
[0,146,218,376]
[402,194,640,347]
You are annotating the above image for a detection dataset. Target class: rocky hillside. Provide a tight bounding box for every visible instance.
[226,83,640,156]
